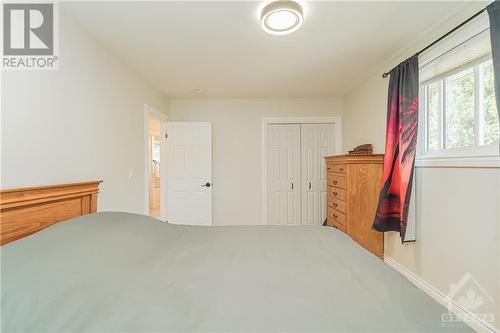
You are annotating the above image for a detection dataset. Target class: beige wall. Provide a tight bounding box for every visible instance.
[343,75,387,154]
[1,12,168,214]
[343,72,500,330]
[169,98,343,226]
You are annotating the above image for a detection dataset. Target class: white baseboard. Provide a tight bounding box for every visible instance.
[384,256,498,333]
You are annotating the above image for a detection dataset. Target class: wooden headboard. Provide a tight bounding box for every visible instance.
[0,181,102,245]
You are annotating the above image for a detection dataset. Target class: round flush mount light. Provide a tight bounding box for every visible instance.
[260,0,303,35]
[193,88,205,94]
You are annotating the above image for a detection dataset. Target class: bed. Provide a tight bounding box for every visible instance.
[1,182,472,332]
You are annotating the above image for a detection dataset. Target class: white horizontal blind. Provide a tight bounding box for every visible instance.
[420,13,491,83]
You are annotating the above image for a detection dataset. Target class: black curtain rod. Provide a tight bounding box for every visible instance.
[382,6,487,78]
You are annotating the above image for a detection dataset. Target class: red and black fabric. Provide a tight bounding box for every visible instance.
[372,55,418,242]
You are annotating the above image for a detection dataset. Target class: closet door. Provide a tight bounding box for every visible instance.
[267,124,301,225]
[317,124,336,223]
[301,124,319,225]
[301,124,335,225]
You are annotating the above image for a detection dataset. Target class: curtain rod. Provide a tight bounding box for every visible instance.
[382,7,487,78]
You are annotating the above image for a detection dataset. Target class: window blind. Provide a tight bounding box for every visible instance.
[419,13,491,83]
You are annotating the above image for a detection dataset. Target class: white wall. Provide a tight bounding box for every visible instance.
[343,76,387,153]
[343,71,500,330]
[1,12,168,214]
[169,98,342,226]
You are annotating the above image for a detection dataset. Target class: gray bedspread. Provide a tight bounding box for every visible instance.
[1,212,472,332]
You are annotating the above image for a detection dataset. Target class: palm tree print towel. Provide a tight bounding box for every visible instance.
[372,55,418,242]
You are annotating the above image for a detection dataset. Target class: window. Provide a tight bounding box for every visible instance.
[426,81,440,152]
[420,57,499,156]
[418,16,499,165]
[481,61,499,146]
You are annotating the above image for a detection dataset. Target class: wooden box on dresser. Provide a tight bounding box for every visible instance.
[324,154,384,258]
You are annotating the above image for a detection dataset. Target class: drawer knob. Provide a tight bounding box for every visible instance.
[333,192,337,196]
[333,203,337,207]
[333,214,337,218]
[340,168,344,171]
[333,180,337,184]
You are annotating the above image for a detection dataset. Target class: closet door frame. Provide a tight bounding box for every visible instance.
[261,117,343,225]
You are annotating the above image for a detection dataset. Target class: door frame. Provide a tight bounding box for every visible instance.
[144,104,168,218]
[261,117,343,225]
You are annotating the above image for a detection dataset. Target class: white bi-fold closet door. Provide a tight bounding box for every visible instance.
[267,124,301,225]
[267,123,335,225]
[301,124,335,225]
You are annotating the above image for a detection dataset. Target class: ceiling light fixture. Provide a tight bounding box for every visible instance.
[193,88,205,94]
[260,0,303,35]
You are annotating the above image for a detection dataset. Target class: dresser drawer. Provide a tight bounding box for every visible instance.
[327,215,346,233]
[334,221,346,232]
[328,207,346,229]
[329,197,346,214]
[328,164,346,175]
[331,209,346,227]
[328,186,346,201]
[328,174,346,189]
[331,198,346,214]
[335,221,347,232]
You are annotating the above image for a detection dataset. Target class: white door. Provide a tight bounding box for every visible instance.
[165,122,212,225]
[160,122,168,221]
[267,124,301,225]
[301,124,335,225]
[317,124,336,224]
[301,124,319,225]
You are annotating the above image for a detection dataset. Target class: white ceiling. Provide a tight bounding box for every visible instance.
[63,1,484,99]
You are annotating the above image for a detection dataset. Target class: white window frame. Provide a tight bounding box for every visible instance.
[416,16,499,168]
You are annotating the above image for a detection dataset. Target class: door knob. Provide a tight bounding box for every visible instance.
[202,182,211,187]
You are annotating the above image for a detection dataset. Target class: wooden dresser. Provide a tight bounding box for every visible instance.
[324,154,384,258]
